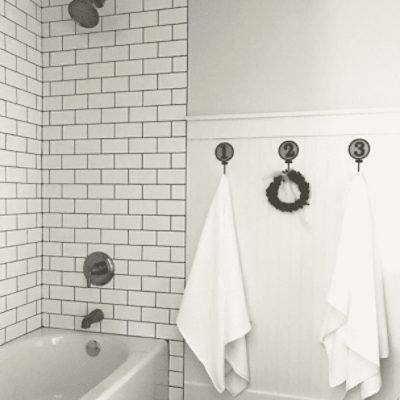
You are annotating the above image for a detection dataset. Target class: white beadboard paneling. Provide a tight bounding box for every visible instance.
[186,115,400,400]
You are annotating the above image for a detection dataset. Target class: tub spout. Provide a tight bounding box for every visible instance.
[81,309,104,329]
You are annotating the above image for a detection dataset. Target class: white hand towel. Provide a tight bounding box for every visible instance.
[320,173,389,399]
[177,175,251,397]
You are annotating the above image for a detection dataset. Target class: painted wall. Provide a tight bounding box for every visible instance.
[0,0,43,344]
[40,0,187,398]
[187,4,400,397]
[189,0,400,115]
[185,124,400,400]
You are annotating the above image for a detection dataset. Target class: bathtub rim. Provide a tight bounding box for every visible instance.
[0,327,168,400]
[0,327,167,354]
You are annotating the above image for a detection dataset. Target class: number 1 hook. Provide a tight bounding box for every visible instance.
[215,142,234,174]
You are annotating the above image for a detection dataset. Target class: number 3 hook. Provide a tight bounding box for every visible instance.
[348,138,371,172]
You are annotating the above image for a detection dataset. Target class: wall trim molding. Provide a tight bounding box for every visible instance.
[185,382,324,400]
[187,108,400,140]
[186,107,400,122]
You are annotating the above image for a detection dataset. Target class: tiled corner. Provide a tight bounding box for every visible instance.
[41,0,187,397]
[0,0,43,344]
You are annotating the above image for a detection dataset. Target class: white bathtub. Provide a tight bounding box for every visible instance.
[0,328,168,400]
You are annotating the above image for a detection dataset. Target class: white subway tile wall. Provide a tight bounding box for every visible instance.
[41,0,187,399]
[0,0,43,344]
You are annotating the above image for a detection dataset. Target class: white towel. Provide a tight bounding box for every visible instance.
[320,173,389,399]
[177,175,251,397]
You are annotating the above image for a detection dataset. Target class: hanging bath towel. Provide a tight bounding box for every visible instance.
[320,173,389,399]
[177,175,251,397]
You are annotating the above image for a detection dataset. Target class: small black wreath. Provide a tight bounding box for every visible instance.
[266,169,310,212]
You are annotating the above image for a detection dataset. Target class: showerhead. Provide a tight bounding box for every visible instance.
[68,0,106,29]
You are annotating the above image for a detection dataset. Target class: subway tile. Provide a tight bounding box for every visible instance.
[76,48,102,64]
[130,11,158,28]
[114,275,141,291]
[114,305,140,321]
[63,65,88,80]
[103,45,129,62]
[89,62,114,78]
[130,43,157,59]
[116,92,142,107]
[50,50,75,66]
[88,155,114,169]
[144,58,172,74]
[102,169,128,184]
[114,215,142,230]
[89,93,115,108]
[115,123,142,138]
[89,31,115,48]
[129,106,157,122]
[102,15,130,32]
[159,7,187,25]
[101,319,127,335]
[102,199,128,214]
[116,1,143,14]
[102,108,129,123]
[102,76,129,92]
[144,0,172,11]
[159,40,187,57]
[144,90,171,106]
[128,321,155,337]
[75,288,100,303]
[116,29,143,46]
[0,3,187,388]
[142,307,169,323]
[63,34,89,50]
[144,25,172,42]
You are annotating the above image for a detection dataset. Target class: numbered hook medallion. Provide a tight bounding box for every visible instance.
[278,140,299,172]
[215,142,234,174]
[266,140,310,212]
[348,138,370,172]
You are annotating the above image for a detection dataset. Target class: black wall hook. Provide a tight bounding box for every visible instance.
[215,142,234,174]
[348,138,370,172]
[278,140,299,172]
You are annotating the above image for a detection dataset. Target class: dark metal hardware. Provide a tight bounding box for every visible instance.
[86,340,101,357]
[278,140,299,172]
[215,142,234,174]
[81,309,104,329]
[348,138,370,172]
[84,252,114,288]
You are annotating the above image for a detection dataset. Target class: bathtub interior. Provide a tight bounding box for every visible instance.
[0,329,156,400]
